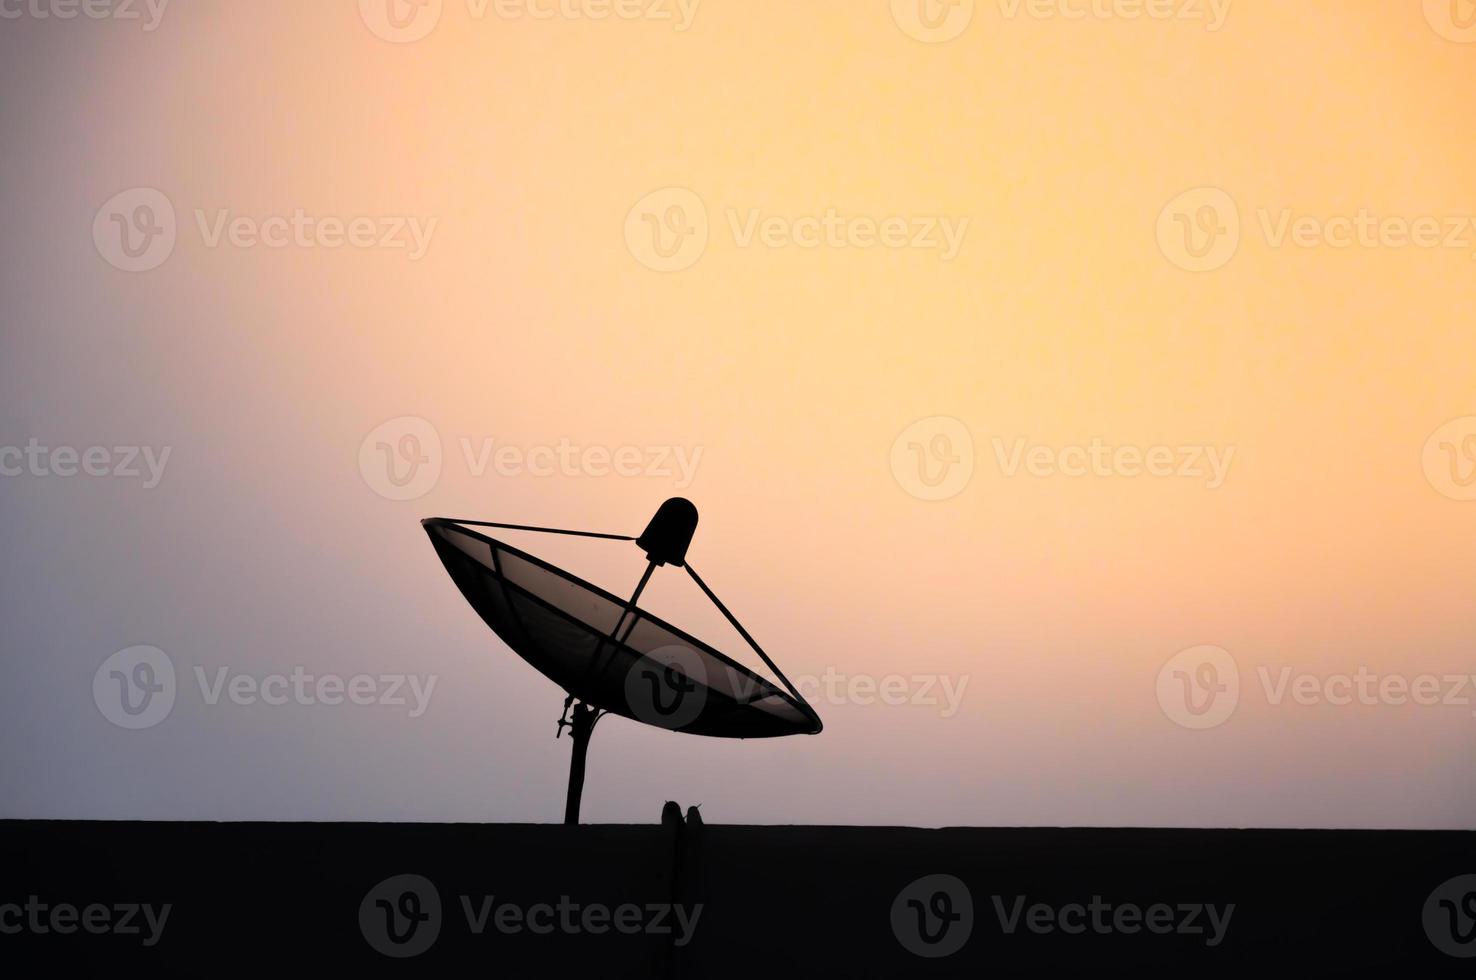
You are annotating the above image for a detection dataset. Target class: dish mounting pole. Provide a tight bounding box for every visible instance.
[447,501,706,824]
[563,701,600,825]
[563,553,660,825]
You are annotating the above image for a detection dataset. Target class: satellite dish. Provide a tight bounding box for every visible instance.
[422,499,821,824]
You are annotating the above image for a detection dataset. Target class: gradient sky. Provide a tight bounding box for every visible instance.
[2,0,1474,828]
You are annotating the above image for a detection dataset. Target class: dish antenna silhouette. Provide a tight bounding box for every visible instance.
[423,499,821,824]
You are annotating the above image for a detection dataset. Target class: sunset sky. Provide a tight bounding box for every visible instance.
[2,0,1474,828]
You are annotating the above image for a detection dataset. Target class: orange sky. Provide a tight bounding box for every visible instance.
[2,0,1474,827]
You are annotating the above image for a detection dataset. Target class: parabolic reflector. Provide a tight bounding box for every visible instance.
[423,517,821,739]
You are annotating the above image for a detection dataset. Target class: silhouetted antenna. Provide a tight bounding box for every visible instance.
[422,499,822,825]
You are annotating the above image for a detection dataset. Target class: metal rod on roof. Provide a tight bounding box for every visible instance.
[443,520,635,542]
[585,559,658,684]
[683,562,813,715]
